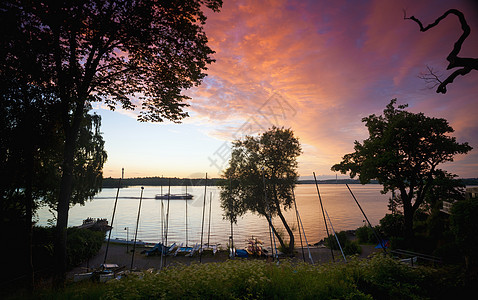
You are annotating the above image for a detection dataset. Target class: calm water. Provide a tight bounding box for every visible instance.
[36,184,391,248]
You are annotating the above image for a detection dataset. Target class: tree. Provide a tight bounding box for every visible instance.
[0,0,222,283]
[450,196,478,282]
[220,127,302,254]
[332,99,472,245]
[404,9,478,94]
[0,77,106,288]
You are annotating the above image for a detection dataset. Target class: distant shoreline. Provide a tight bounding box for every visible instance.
[102,177,478,188]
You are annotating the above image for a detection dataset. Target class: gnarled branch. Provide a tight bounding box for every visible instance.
[404,9,478,94]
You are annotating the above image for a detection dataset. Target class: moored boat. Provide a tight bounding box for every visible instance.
[76,217,112,232]
[155,193,193,200]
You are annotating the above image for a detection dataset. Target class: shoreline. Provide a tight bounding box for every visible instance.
[68,241,379,279]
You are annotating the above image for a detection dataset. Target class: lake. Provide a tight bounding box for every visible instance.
[35,184,391,248]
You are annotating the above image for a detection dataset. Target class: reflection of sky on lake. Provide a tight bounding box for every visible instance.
[36,184,390,248]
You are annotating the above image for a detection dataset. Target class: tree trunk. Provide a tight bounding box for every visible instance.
[401,191,415,247]
[54,135,75,286]
[264,214,287,254]
[54,100,85,286]
[24,130,34,292]
[276,205,295,255]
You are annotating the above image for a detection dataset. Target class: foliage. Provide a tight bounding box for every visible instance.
[379,214,405,240]
[356,225,376,244]
[324,231,362,256]
[32,226,104,272]
[450,197,478,269]
[0,0,222,281]
[220,127,302,254]
[99,256,468,299]
[9,256,474,299]
[332,99,472,243]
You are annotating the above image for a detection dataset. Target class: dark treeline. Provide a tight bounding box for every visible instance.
[102,176,226,188]
[103,177,478,188]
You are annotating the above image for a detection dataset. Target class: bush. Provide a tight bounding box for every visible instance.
[380,213,404,239]
[66,227,104,268]
[356,225,375,244]
[324,231,361,256]
[32,226,104,272]
[101,256,462,299]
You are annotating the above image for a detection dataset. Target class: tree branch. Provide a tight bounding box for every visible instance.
[404,9,477,94]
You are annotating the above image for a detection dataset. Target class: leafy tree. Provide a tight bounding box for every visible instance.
[332,99,472,245]
[0,0,222,282]
[404,9,477,94]
[220,127,302,254]
[450,196,478,281]
[0,86,106,288]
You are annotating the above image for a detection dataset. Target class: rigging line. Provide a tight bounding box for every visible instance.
[324,208,347,262]
[160,199,164,270]
[262,168,276,261]
[292,188,306,262]
[131,186,144,270]
[293,188,314,264]
[207,191,212,247]
[104,167,123,266]
[313,172,335,262]
[345,184,387,254]
[200,173,208,263]
[228,178,235,259]
[185,185,188,247]
[166,180,172,265]
[297,212,314,264]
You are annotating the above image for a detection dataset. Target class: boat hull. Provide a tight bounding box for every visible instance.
[155,193,193,200]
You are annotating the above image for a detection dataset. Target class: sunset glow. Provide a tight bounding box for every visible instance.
[95,0,478,179]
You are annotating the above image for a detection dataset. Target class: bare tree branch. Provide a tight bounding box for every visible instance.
[404,9,478,94]
[418,65,443,90]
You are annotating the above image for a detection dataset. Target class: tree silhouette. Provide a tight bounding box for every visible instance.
[0,0,222,284]
[220,127,302,255]
[405,9,477,94]
[332,99,472,245]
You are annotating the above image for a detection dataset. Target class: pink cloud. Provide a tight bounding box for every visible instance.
[185,0,478,177]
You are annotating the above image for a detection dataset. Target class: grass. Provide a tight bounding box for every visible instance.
[12,255,473,299]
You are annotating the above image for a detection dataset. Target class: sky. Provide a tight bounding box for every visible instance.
[93,0,478,180]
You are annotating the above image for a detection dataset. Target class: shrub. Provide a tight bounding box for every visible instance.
[32,226,104,272]
[324,231,361,256]
[380,213,405,239]
[356,225,375,244]
[102,256,462,299]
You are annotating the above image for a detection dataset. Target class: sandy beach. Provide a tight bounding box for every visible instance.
[68,241,379,278]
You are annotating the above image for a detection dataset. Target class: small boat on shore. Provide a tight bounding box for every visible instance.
[76,218,112,232]
[155,193,193,200]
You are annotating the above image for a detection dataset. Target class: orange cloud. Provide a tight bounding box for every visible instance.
[183,0,478,177]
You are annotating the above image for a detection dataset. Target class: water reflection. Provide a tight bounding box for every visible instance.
[36,184,390,248]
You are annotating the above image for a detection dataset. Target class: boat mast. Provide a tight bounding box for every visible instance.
[229,178,235,259]
[199,173,207,262]
[131,186,144,270]
[164,178,171,268]
[104,168,123,266]
[313,172,335,262]
[207,191,212,247]
[185,185,188,248]
[262,168,278,261]
[324,208,346,262]
[292,188,306,262]
[346,184,387,253]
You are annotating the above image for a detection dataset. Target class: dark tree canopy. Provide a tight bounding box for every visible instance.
[0,0,222,283]
[220,127,302,254]
[332,99,472,243]
[405,9,478,94]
